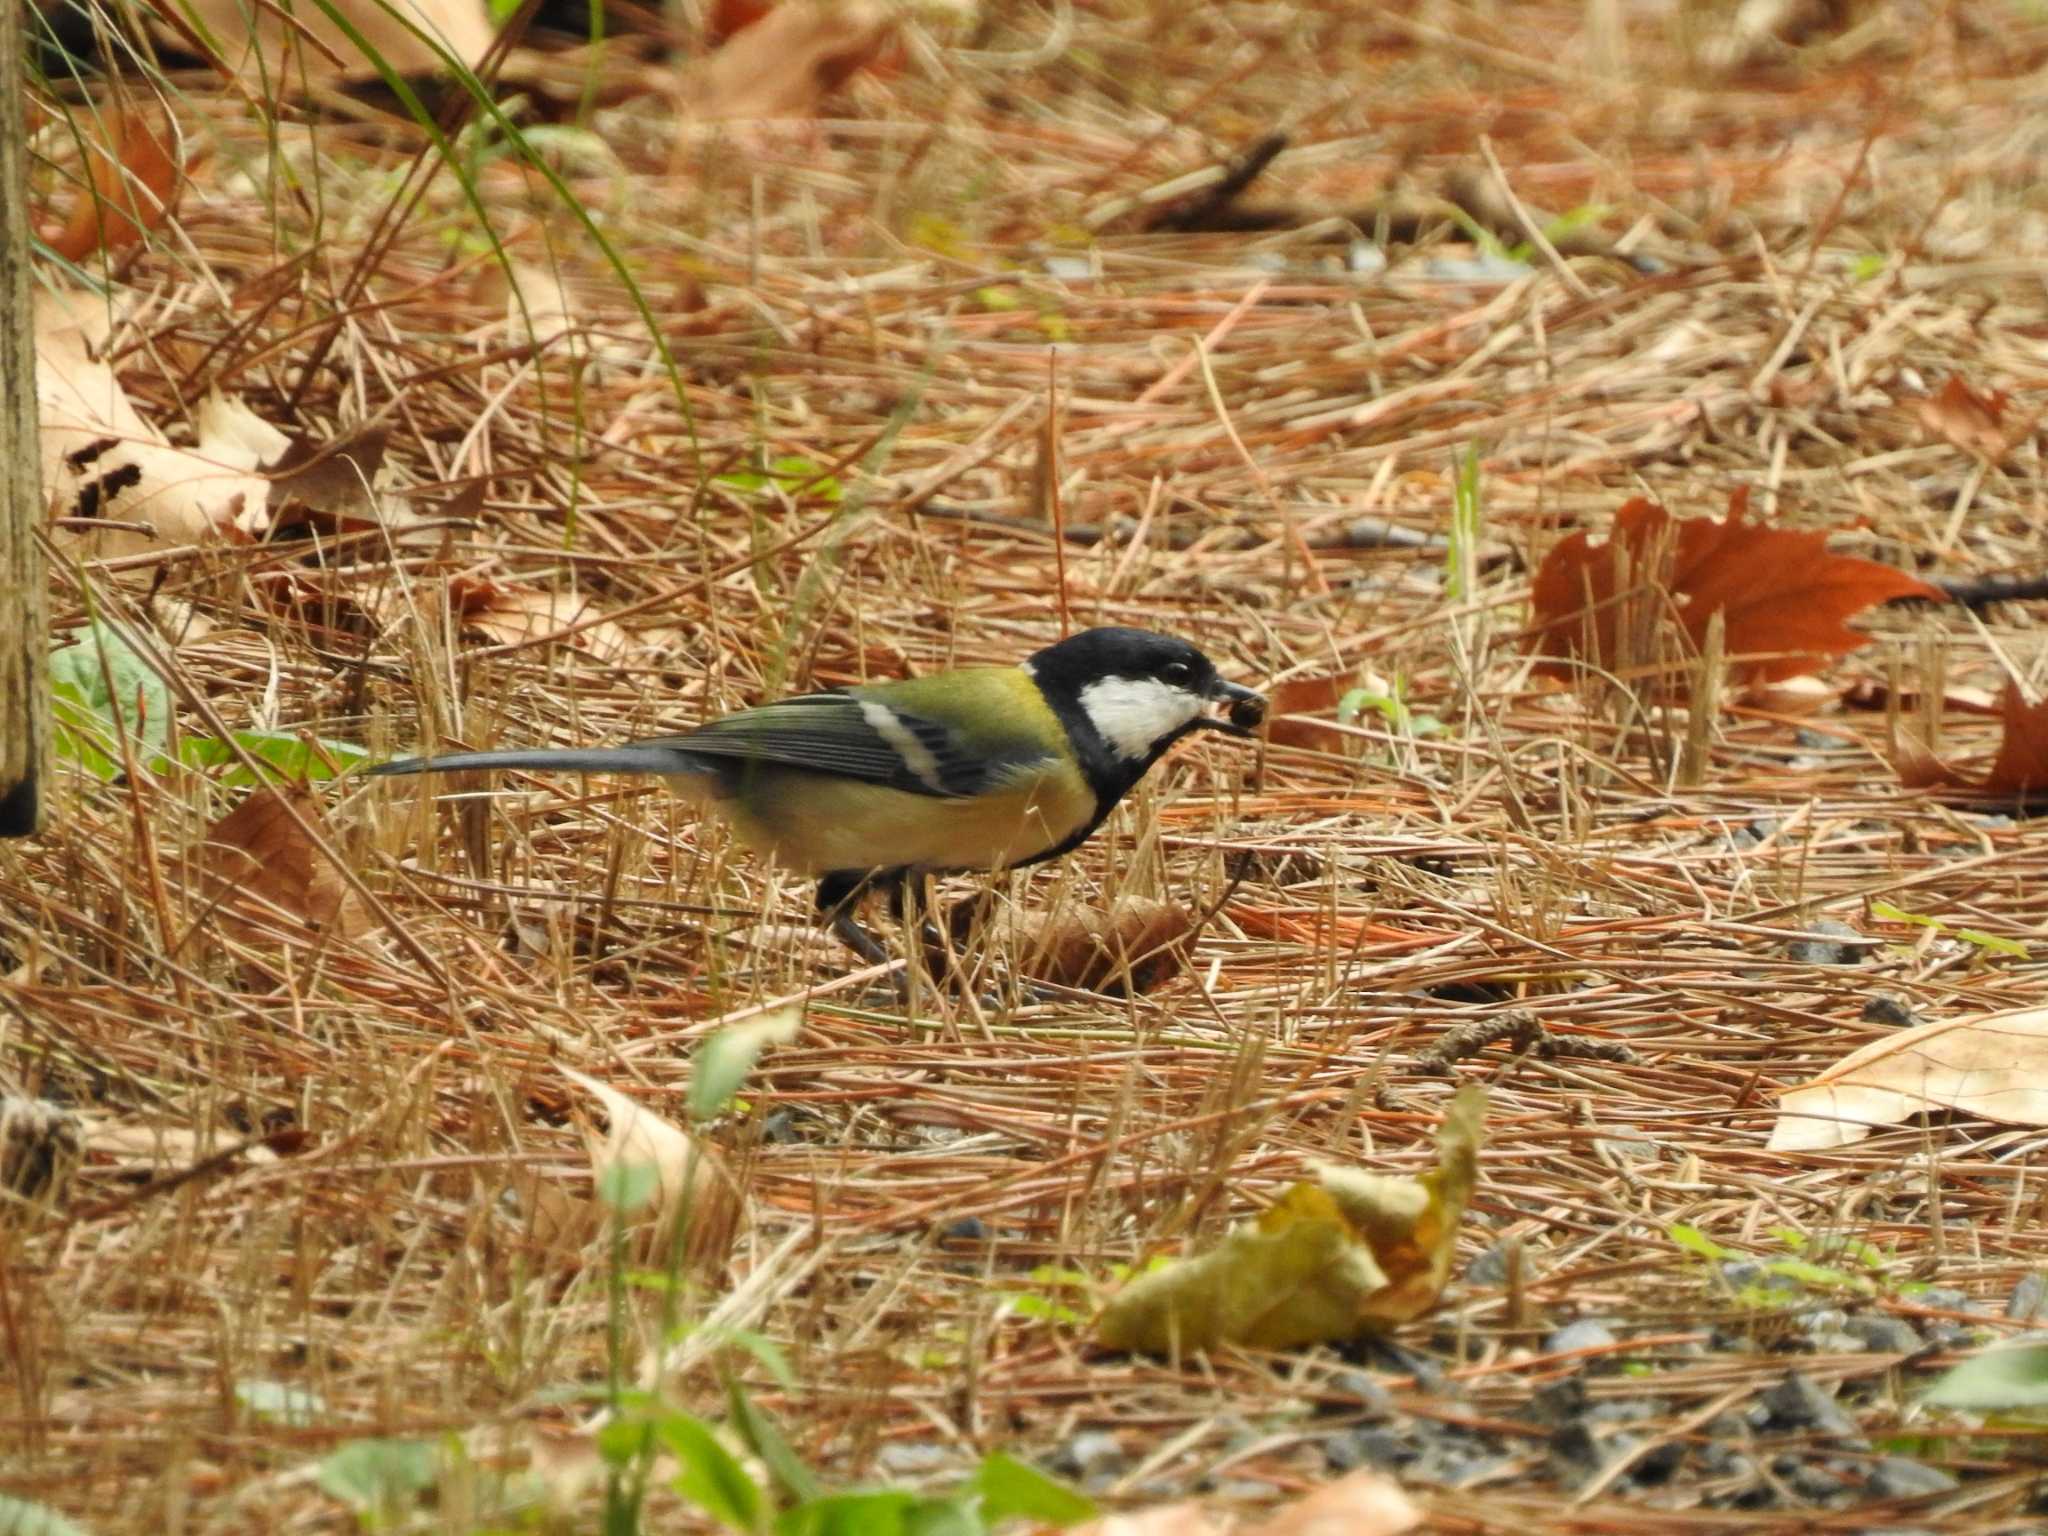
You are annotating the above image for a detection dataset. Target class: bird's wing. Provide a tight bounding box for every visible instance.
[632,690,1039,799]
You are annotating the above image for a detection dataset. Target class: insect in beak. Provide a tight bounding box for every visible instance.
[1196,679,1267,739]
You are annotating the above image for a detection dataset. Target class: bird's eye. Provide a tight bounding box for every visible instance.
[1160,659,1192,684]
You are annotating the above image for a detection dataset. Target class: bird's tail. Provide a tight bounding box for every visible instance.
[370,746,712,779]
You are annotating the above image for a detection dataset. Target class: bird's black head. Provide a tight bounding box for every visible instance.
[1025,628,1265,785]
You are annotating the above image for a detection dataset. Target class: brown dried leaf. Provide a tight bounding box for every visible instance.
[1771,1004,2048,1152]
[1244,1471,1422,1536]
[1021,898,1195,996]
[1897,683,2048,797]
[165,0,493,81]
[1264,673,1356,753]
[269,425,393,532]
[42,107,181,263]
[193,785,375,947]
[685,0,897,120]
[1528,490,1945,687]
[445,574,639,664]
[1913,375,2029,461]
[1068,1507,1225,1536]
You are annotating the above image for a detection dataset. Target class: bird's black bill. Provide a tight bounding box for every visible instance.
[1198,680,1267,739]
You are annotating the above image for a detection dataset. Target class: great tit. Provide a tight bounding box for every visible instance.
[372,626,1266,970]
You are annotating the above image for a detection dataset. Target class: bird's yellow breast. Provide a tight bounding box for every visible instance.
[707,756,1094,877]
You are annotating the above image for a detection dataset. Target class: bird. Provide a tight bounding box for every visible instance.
[371,626,1266,974]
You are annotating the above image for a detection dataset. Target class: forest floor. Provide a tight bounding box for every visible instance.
[7,2,2048,1532]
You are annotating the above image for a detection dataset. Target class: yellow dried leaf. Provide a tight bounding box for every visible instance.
[1097,1086,1486,1353]
[557,1065,741,1265]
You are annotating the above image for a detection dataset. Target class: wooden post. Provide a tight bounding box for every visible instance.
[0,0,48,837]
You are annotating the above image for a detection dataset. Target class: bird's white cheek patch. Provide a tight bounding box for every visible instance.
[1079,677,1203,760]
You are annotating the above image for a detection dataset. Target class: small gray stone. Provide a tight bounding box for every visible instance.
[877,1443,953,1476]
[1778,1456,1847,1502]
[1760,1372,1867,1446]
[1465,1241,1513,1287]
[1798,1308,1851,1336]
[1048,1430,1125,1484]
[1845,1315,1923,1353]
[1325,1370,1397,1419]
[1867,1457,1959,1498]
[1787,920,1865,966]
[1721,1260,1803,1297]
[1861,994,1921,1029]
[1914,1286,1975,1313]
[1544,1319,1618,1356]
[2006,1271,2048,1321]
[1323,1427,1414,1472]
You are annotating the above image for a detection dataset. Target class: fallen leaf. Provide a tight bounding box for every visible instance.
[557,1065,742,1267]
[41,106,181,263]
[1770,1004,2048,1152]
[1897,683,2048,797]
[1913,375,2029,462]
[1021,898,1195,996]
[1067,1506,1225,1536]
[192,784,376,947]
[1264,673,1355,753]
[445,574,642,664]
[1097,1086,1485,1353]
[77,1120,285,1172]
[268,425,394,532]
[163,0,493,82]
[1528,490,1945,687]
[707,0,778,44]
[38,290,284,554]
[1244,1470,1422,1536]
[684,0,897,120]
[0,1097,82,1203]
[1842,678,2002,717]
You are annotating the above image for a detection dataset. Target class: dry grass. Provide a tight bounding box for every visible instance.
[8,1,2048,1531]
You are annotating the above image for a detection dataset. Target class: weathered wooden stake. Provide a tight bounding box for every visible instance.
[0,0,49,837]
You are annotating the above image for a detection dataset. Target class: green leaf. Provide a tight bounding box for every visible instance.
[727,1376,824,1505]
[1956,928,2028,957]
[720,1329,800,1392]
[963,1453,1094,1528]
[316,1438,438,1513]
[1871,900,1941,929]
[659,1413,765,1534]
[905,1497,982,1536]
[50,682,120,781]
[777,1491,917,1536]
[0,1495,93,1536]
[689,1007,802,1121]
[595,1416,656,1468]
[181,731,370,787]
[1668,1223,1734,1262]
[1924,1343,2048,1412]
[49,621,170,761]
[598,1161,662,1213]
[715,456,841,506]
[1763,1257,1872,1294]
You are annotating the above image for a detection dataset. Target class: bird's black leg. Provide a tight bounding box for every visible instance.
[815,869,895,969]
